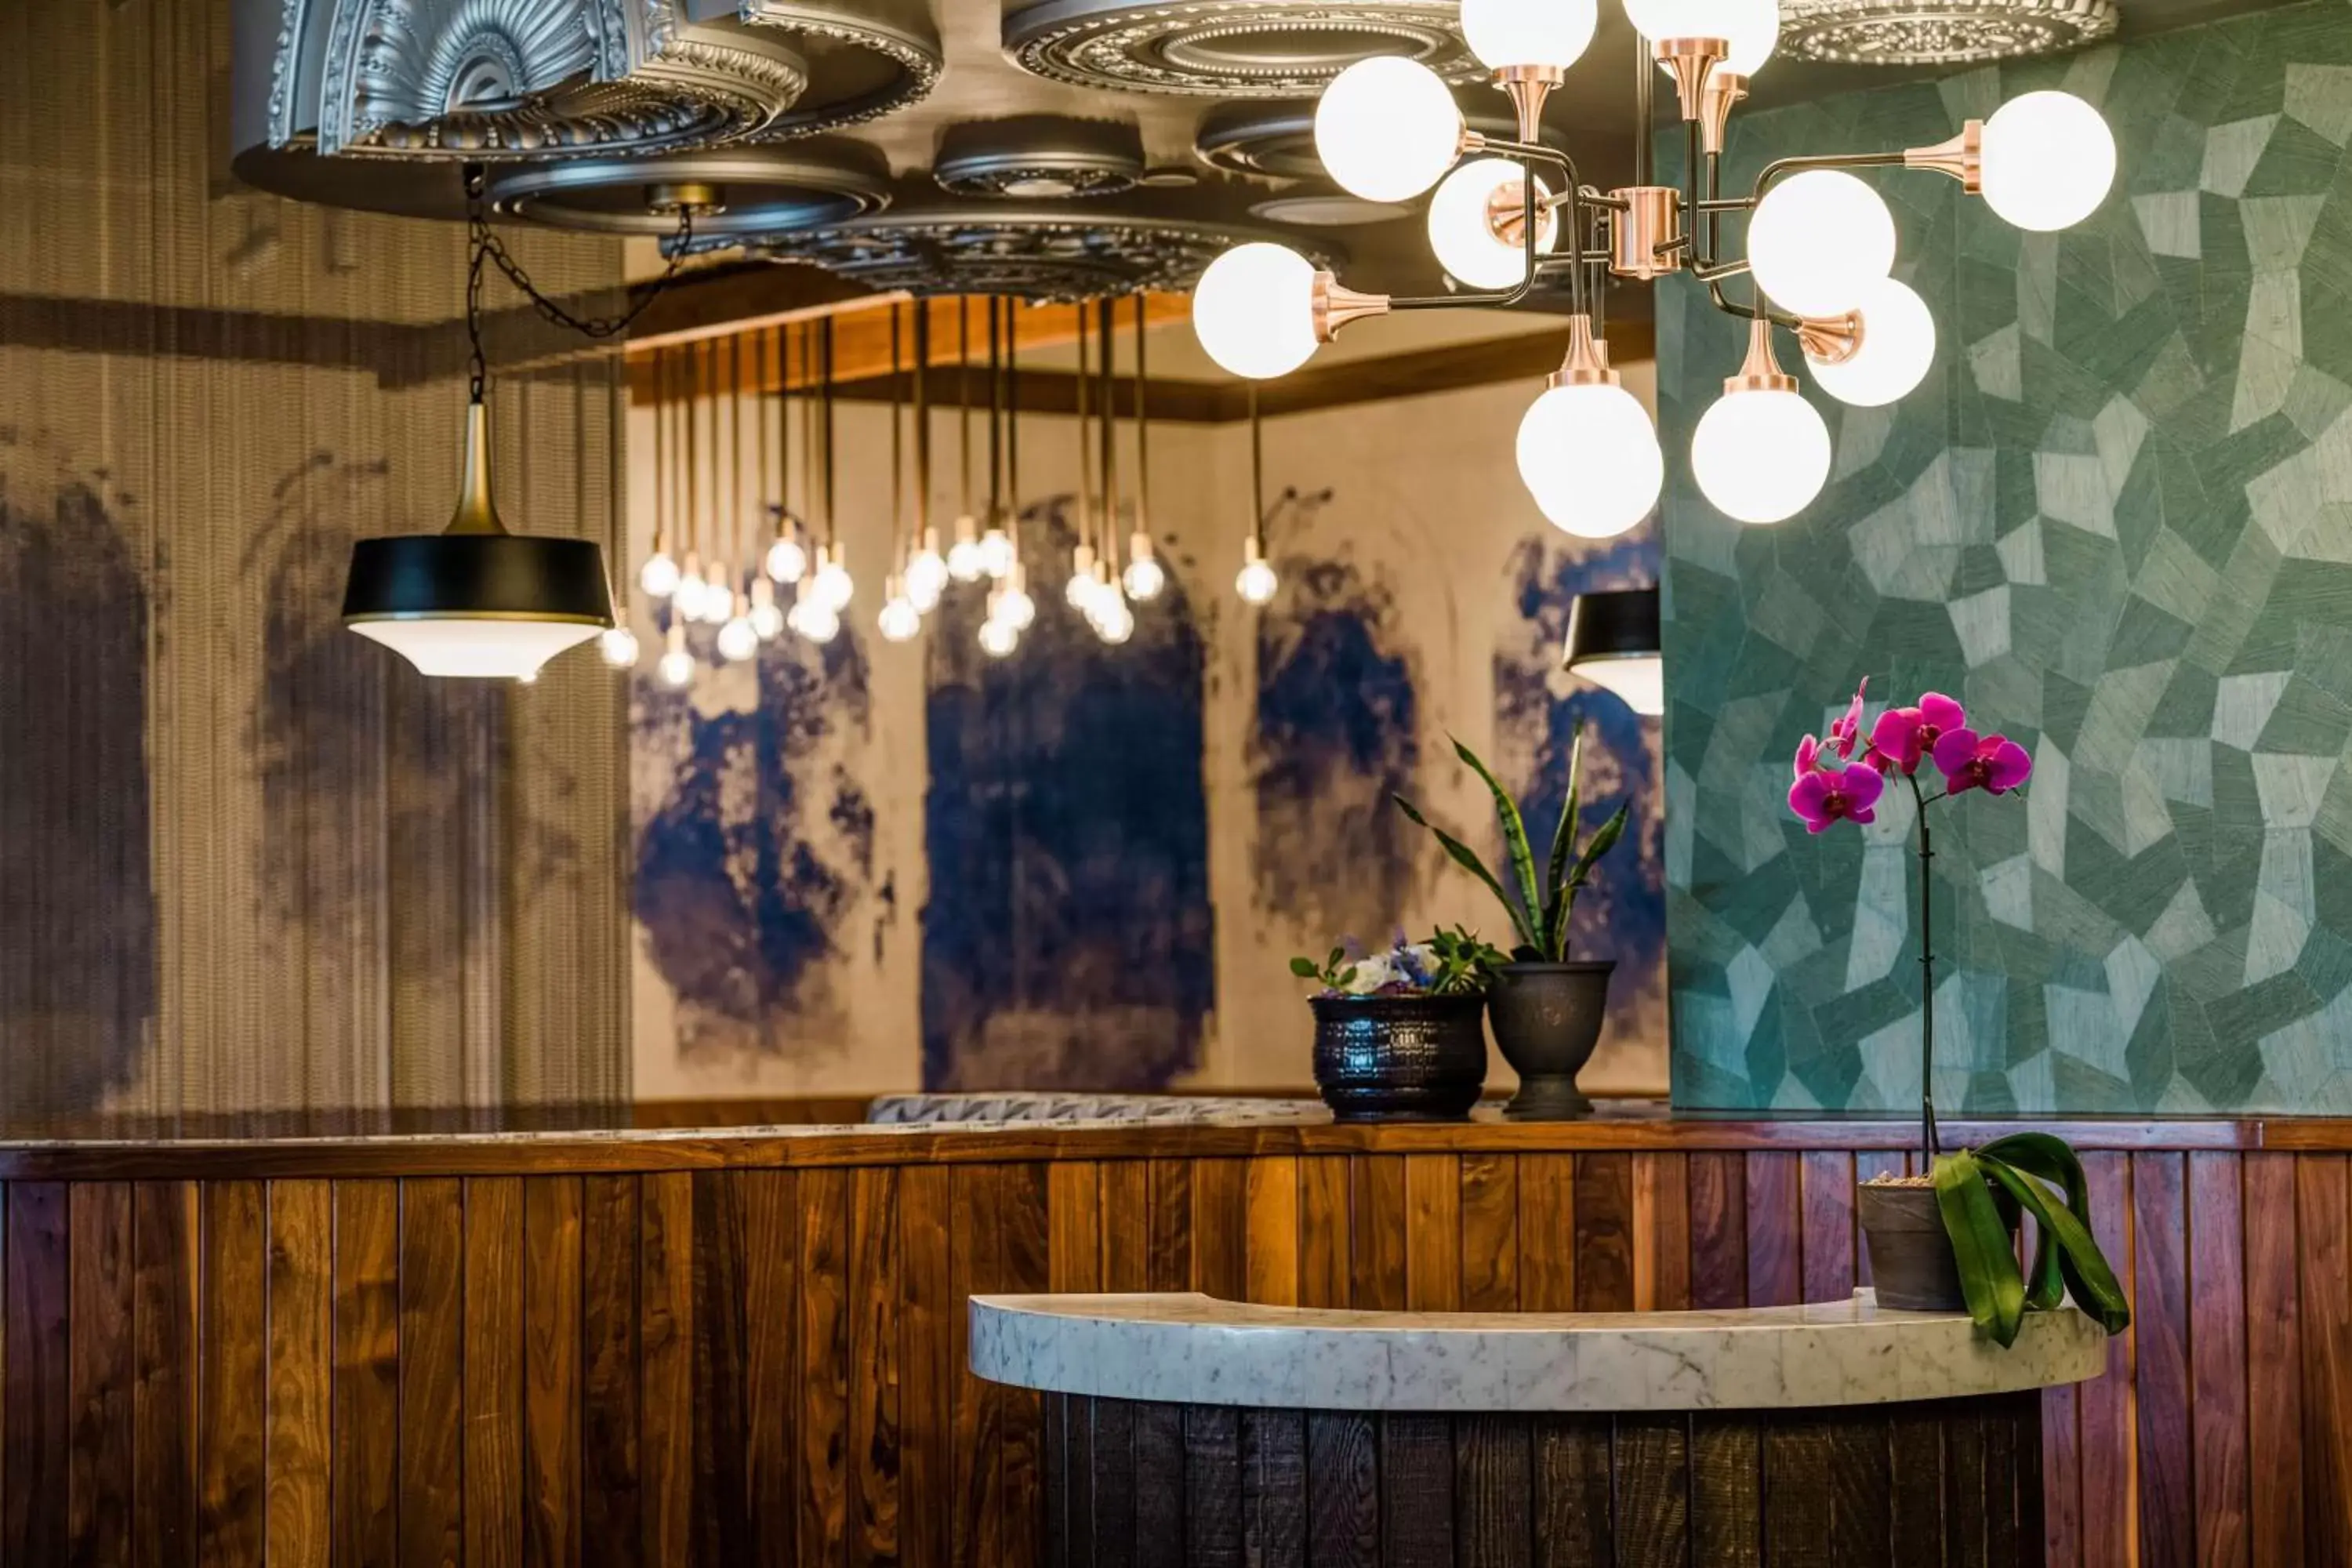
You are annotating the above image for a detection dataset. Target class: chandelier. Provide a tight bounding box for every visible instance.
[1185,0,2117,535]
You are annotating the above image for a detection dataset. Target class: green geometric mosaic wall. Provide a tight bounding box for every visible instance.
[1661,2,2352,1112]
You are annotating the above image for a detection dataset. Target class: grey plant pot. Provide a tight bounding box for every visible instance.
[1857,1182,1968,1312]
[1309,993,1489,1123]
[1486,960,1614,1120]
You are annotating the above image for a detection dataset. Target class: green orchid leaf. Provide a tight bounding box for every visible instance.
[1394,793,1537,949]
[1973,1157,2130,1336]
[1975,1154,2063,1312]
[1541,726,1587,959]
[1451,736,1544,944]
[1934,1152,2028,1347]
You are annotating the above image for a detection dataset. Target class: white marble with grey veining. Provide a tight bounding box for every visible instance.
[967,1290,2107,1412]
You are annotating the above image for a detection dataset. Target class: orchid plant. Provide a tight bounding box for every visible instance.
[1791,681,2129,1346]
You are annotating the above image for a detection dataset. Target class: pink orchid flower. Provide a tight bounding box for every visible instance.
[1869,691,1965,776]
[1931,728,2032,796]
[1828,677,1869,760]
[1794,734,1821,778]
[1788,760,1884,833]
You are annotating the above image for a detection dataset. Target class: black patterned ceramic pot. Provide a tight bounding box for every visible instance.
[1857,1181,1969,1312]
[1486,960,1615,1120]
[1309,993,1489,1123]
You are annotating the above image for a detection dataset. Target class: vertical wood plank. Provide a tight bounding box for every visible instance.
[2189,1152,2249,1568]
[1147,1160,1193,1294]
[1744,1154,1802,1308]
[1184,1406,1243,1568]
[641,1172,694,1568]
[332,1181,399,1568]
[1100,1163,1150,1294]
[1403,1155,1462,1312]
[1573,1152,1633,1312]
[463,1178,525,1568]
[2133,1153,2191,1568]
[1298,1158,1352,1310]
[1689,1153,1748,1311]
[1798,1152,1855,1305]
[1000,1164,1051,1568]
[2245,1154,2301,1568]
[1047,1163,1103,1294]
[1633,1152,1691,1312]
[1890,1411,1944,1568]
[2079,1152,2136,1568]
[71,1181,136,1568]
[1308,1413,1378,1568]
[2300,1155,2352,1568]
[1092,1399,1138,1568]
[737,1169,797,1568]
[399,1178,464,1568]
[848,1167,901,1568]
[694,1174,753,1568]
[1762,1420,1833,1568]
[199,1183,266,1568]
[1690,1417,1761,1568]
[132,1182,199,1568]
[1455,1417,1531,1568]
[1827,1413,1890,1567]
[949,1165,1001,1568]
[525,1178,583,1568]
[1134,1403,1184,1568]
[1190,1160,1249,1300]
[263,1181,330,1568]
[1461,1154,1520,1312]
[1350,1156,1407,1311]
[1380,1416,1454,1568]
[1613,1416,1690,1568]
[797,1167,850,1568]
[1532,1417,1613,1568]
[898,1167,948,1568]
[1241,1410,1306,1568]
[6,1183,70,1566]
[1244,1157,1301,1306]
[1516,1154,1574,1313]
[1944,1408,1989,1568]
[580,1174,643,1568]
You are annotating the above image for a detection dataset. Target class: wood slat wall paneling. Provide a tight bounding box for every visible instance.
[1307,1413,1380,1568]
[1045,1163,1101,1295]
[1634,1151,1691,1312]
[641,1172,693,1568]
[1534,1417,1614,1567]
[1190,1160,1248,1301]
[848,1166,901,1568]
[1744,1153,1801,1309]
[1145,1160,1192,1294]
[1379,1415,1455,1568]
[1797,1152,1855,1308]
[580,1174,644,1568]
[1516,1153,1574,1313]
[1690,1151,1748,1310]
[1573,1152,1633,1312]
[264,1180,331,1568]
[1613,1415,1690,1568]
[796,1167,851,1566]
[2244,1154,2301,1568]
[1100,1162,1150,1295]
[1690,1418,1762,1568]
[461,1178,525,1568]
[1134,1401,1185,1568]
[1454,1415,1531,1568]
[1349,1155,1407,1311]
[526,1176,584,1568]
[2079,1152,2137,1568]
[1182,1405,1242,1568]
[949,1164,1003,1568]
[1460,1153,1519,1312]
[2188,1152,2249,1568]
[1761,1419,1833,1567]
[999,1164,1051,1568]
[201,1182,268,1568]
[400,1178,465,1568]
[4,1181,66,1564]
[1298,1156,1351,1310]
[1243,1157,1301,1307]
[71,1181,136,1568]
[1242,1409,1306,1568]
[132,1181,200,1568]
[1403,1155,1462,1312]
[2135,1152,2192,1568]
[693,1172,754,1568]
[2299,1155,2352,1568]
[900,1165,949,1568]
[742,1173,799,1568]
[332,1181,398,1568]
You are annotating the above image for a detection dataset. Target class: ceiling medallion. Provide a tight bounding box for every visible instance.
[721,207,1341,303]
[735,0,944,139]
[934,118,1149,199]
[1195,101,1560,182]
[487,143,891,235]
[1003,0,1483,97]
[1779,0,2116,64]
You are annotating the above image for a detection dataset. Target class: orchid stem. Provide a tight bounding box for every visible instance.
[1910,771,1940,1163]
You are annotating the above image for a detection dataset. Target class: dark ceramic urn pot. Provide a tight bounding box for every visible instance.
[1857,1181,1969,1312]
[1309,993,1489,1123]
[1486,960,1614,1120]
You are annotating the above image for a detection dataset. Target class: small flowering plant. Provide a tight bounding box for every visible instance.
[1791,681,2128,1348]
[1291,927,1511,997]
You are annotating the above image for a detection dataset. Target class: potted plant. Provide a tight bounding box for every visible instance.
[1394,732,1630,1119]
[1291,927,1509,1121]
[1790,681,2132,1345]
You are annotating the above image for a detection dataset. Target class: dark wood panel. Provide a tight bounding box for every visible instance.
[1533,1416,1613,1568]
[849,1165,902,1568]
[900,1166,949,1568]
[2134,1153,2192,1568]
[1690,1417,1760,1568]
[1047,1162,1102,1294]
[1000,1164,1051,1568]
[1380,1415,1455,1568]
[1351,1155,1408,1312]
[1797,1152,1855,1307]
[1635,1152,1691,1312]
[5,1183,70,1563]
[1689,1152,1748,1311]
[1191,1159,1249,1301]
[797,1167,851,1566]
[71,1181,136,1568]
[950,1165,1003,1568]
[400,1178,465,1568]
[741,1170,799,1568]
[1147,1159,1193,1295]
[1573,1152,1633,1312]
[1744,1153,1802,1308]
[332,1182,398,1568]
[1762,1420,1832,1568]
[463,1178,526,1568]
[1461,1153,1519,1312]
[2245,1154,2301,1568]
[1608,1416,1687,1568]
[1516,1153,1575,1313]
[1455,1416,1531,1568]
[692,1172,753,1568]
[132,1181,199,1568]
[1100,1161,1151,1294]
[1093,1399,1138,1568]
[1308,1412,1381,1568]
[2188,1152,2249,1568]
[2299,1156,2352,1568]
[263,1180,331,1568]
[580,1174,644,1568]
[1183,1405,1243,1568]
[526,1177,584,1568]
[199,1183,267,1568]
[1242,1409,1307,1568]
[641,1172,693,1568]
[2078,1153,2135,1568]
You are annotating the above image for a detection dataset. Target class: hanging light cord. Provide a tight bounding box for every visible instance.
[462,164,695,403]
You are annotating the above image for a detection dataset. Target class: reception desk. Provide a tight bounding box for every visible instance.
[971,1290,2108,1564]
[0,1103,2338,1565]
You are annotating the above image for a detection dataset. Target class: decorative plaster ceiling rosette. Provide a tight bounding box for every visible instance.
[1779,0,2115,64]
[1195,100,1562,180]
[486,142,891,235]
[312,0,809,158]
[1003,0,1483,96]
[719,206,1341,302]
[734,0,943,139]
[933,118,1149,199]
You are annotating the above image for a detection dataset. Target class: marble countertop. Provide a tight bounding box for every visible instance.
[968,1290,2109,1413]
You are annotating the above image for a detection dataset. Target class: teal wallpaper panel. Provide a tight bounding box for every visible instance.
[1661,2,2352,1112]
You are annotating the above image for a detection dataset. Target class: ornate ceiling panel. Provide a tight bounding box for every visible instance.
[485,142,893,234]
[932,117,1148,199]
[1002,0,1482,97]
[1778,0,2117,64]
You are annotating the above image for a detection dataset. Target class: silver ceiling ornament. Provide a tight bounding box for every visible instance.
[1193,100,1562,181]
[933,118,1149,199]
[487,142,892,234]
[1779,0,2116,64]
[1003,0,1483,96]
[721,206,1340,303]
[734,0,945,140]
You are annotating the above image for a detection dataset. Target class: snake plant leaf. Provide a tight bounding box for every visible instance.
[1393,793,1538,949]
[1973,1156,2131,1336]
[1541,727,1587,959]
[1451,737,1544,945]
[1934,1151,2029,1347]
[1567,803,1630,893]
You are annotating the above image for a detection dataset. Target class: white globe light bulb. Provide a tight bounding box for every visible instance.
[947,530,985,583]
[1692,387,1833,524]
[750,597,784,641]
[978,528,1015,580]
[798,599,840,645]
[599,625,640,669]
[672,572,707,624]
[1747,169,1896,318]
[1065,566,1096,610]
[717,614,759,663]
[1123,553,1166,602]
[1314,56,1464,204]
[638,552,679,599]
[999,583,1036,632]
[1623,0,1693,41]
[979,618,1019,659]
[1980,91,2115,231]
[1192,243,1322,381]
[1463,0,1597,70]
[1428,158,1557,290]
[907,546,949,607]
[1806,276,1936,407]
[1236,557,1279,606]
[765,535,807,584]
[1515,382,1664,539]
[657,644,695,688]
[815,560,854,613]
[1097,597,1135,645]
[879,596,921,644]
[1702,0,1778,74]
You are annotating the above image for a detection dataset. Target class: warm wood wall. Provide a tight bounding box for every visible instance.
[0,1118,2339,1566]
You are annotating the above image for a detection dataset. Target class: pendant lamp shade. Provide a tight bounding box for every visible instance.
[343,401,614,681]
[1563,586,1664,717]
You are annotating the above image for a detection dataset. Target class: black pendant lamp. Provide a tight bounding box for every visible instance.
[1563,586,1663,717]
